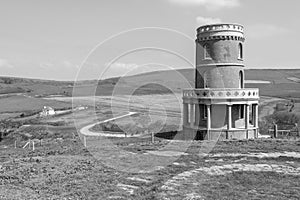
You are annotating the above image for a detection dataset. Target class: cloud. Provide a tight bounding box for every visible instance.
[62,60,79,69]
[246,24,290,39]
[39,60,79,70]
[168,0,240,10]
[0,59,14,68]
[106,62,139,70]
[196,16,222,26]
[39,62,54,70]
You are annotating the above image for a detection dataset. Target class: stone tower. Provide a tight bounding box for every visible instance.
[182,23,259,140]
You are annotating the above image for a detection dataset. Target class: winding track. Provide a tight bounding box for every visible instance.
[79,112,138,137]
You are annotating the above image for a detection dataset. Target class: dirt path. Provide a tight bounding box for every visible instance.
[79,112,138,137]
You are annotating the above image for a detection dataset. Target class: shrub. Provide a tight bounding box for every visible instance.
[274,103,288,112]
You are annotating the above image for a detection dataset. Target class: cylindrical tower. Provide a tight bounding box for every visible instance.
[182,23,259,140]
[195,24,245,89]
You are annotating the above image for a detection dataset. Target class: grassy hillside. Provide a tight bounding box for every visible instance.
[92,68,300,99]
[1,68,300,99]
[0,76,74,96]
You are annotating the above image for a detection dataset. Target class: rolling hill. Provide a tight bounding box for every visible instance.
[1,68,300,100]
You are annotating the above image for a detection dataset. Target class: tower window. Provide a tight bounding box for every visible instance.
[203,105,207,118]
[238,43,243,59]
[203,44,211,59]
[239,70,244,88]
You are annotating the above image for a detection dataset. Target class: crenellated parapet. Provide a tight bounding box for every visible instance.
[196,23,245,42]
[197,24,244,33]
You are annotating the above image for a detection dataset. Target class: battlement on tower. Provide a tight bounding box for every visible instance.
[196,23,244,42]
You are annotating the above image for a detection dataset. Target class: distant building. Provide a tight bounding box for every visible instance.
[40,106,56,116]
[182,23,259,140]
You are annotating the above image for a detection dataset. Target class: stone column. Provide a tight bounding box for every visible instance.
[245,104,250,129]
[195,103,200,127]
[254,104,259,138]
[252,104,255,125]
[254,104,259,128]
[189,103,195,127]
[206,104,211,129]
[227,105,232,130]
[183,103,189,127]
[206,104,211,140]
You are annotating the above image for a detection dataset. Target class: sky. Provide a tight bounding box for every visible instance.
[0,0,299,80]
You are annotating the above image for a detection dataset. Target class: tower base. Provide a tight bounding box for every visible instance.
[180,127,258,140]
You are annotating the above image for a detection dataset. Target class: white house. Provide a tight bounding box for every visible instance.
[40,106,56,116]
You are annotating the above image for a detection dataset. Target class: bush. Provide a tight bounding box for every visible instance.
[263,111,300,131]
[273,111,300,125]
[274,103,288,112]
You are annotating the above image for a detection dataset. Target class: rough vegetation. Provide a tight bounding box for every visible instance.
[0,137,300,199]
[259,101,300,135]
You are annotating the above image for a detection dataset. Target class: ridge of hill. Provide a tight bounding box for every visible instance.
[1,68,299,99]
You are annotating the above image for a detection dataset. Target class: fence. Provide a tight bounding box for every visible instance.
[268,124,300,139]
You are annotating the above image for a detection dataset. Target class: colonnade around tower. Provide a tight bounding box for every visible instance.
[182,88,259,140]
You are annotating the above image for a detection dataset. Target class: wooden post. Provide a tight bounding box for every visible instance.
[273,123,278,138]
[151,132,154,143]
[83,136,87,147]
[295,123,299,137]
[32,141,35,151]
[14,140,17,148]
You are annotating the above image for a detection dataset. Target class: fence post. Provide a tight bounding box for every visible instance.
[296,123,300,137]
[83,136,87,147]
[14,140,17,148]
[273,123,278,138]
[151,132,154,143]
[32,141,35,151]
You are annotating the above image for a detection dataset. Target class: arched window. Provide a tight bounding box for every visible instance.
[203,71,208,88]
[238,43,243,59]
[203,44,211,59]
[239,70,244,88]
[203,105,207,119]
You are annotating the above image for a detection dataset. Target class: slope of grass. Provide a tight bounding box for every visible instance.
[0,95,71,113]
[1,69,300,99]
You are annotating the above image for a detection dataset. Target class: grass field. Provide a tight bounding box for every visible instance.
[0,137,299,199]
[0,95,71,114]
